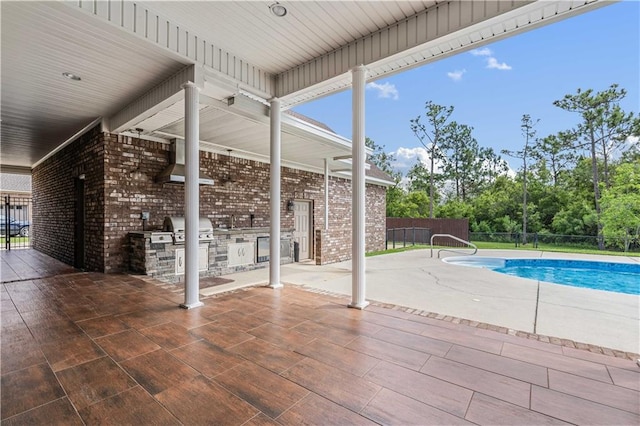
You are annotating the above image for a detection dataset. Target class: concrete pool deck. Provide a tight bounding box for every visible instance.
[203,249,640,355]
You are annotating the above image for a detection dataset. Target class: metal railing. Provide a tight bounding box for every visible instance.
[2,195,32,250]
[385,227,431,249]
[430,234,477,258]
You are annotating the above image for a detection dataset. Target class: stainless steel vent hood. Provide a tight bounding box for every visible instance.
[156,139,214,185]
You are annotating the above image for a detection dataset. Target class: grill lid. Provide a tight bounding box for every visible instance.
[163,217,213,233]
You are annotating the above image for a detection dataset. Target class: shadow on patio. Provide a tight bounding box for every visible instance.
[1,251,638,424]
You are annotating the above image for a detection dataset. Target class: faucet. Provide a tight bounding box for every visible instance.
[231,214,236,229]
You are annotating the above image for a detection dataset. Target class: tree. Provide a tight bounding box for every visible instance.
[478,147,509,188]
[554,84,640,249]
[502,114,539,244]
[601,162,640,251]
[365,137,405,217]
[407,162,434,194]
[471,175,521,232]
[365,137,401,181]
[534,131,577,187]
[385,185,407,217]
[410,101,454,218]
[439,121,482,201]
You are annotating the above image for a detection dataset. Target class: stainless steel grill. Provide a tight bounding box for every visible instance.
[163,217,214,244]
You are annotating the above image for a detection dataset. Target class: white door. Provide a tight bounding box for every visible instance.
[293,201,312,260]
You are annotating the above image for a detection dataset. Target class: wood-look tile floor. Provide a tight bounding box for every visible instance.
[1,260,639,424]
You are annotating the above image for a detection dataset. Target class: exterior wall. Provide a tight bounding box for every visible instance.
[32,126,106,270]
[315,183,386,265]
[32,130,388,272]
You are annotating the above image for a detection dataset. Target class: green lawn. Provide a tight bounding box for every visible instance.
[472,241,639,257]
[0,237,30,245]
[367,241,640,258]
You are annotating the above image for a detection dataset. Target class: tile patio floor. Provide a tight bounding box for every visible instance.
[1,251,639,425]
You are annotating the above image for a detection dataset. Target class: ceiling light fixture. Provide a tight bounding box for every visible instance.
[269,2,287,17]
[62,72,81,81]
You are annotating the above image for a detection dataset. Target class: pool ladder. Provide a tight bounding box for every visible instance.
[430,234,478,258]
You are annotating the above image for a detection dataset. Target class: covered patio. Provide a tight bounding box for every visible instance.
[2,250,639,424]
[4,1,638,424]
[1,0,612,307]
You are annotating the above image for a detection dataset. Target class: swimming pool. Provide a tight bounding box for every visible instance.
[442,256,640,295]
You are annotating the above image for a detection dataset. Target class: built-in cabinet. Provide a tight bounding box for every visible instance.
[129,228,294,283]
[175,246,209,275]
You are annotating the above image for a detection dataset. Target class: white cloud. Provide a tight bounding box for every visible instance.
[390,147,444,176]
[486,57,512,70]
[447,69,466,81]
[626,135,639,144]
[366,81,399,100]
[470,47,492,56]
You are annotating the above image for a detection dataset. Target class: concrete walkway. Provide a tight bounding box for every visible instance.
[204,249,640,354]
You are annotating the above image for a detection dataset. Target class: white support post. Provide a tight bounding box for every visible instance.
[268,97,283,289]
[324,158,329,230]
[181,82,204,309]
[349,65,368,309]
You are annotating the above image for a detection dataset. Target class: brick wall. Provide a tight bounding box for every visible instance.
[32,126,106,270]
[33,130,388,272]
[315,183,387,265]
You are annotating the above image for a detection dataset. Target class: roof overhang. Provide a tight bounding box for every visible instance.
[1,0,611,172]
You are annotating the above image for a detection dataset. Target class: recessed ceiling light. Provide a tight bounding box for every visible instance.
[269,2,287,17]
[62,72,81,81]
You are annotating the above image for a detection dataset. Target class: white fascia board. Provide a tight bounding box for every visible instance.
[156,130,388,185]
[277,0,607,108]
[276,0,534,99]
[201,93,371,157]
[331,171,395,188]
[155,131,333,176]
[109,65,200,133]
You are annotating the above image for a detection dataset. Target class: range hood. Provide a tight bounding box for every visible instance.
[156,139,214,186]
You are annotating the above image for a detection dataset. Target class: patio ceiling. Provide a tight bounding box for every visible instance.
[0,1,607,173]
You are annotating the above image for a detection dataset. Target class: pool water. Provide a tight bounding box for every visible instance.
[443,257,640,295]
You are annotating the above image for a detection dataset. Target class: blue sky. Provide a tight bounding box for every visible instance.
[293,1,639,173]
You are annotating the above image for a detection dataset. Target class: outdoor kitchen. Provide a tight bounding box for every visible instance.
[129,216,294,283]
[33,118,391,278]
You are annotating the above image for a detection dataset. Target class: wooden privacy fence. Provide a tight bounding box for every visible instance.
[386,218,469,247]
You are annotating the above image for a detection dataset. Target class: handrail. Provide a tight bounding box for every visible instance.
[430,234,477,258]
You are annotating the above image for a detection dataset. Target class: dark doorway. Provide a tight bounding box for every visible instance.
[74,177,85,269]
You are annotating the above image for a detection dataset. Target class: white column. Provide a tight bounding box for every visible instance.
[324,158,329,230]
[268,97,283,289]
[181,82,204,309]
[349,65,368,309]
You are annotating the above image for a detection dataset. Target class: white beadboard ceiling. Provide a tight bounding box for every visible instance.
[1,0,607,172]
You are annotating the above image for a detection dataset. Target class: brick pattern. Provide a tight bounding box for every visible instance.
[32,126,106,270]
[315,183,386,264]
[33,132,387,272]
